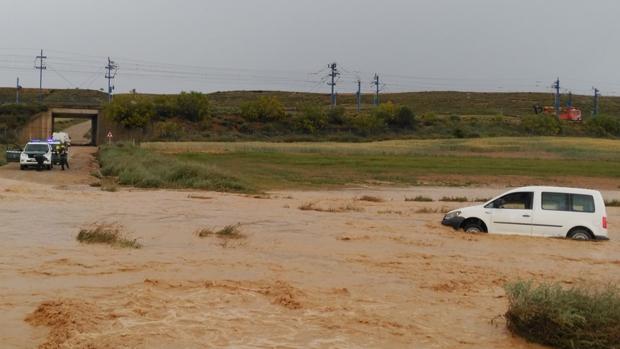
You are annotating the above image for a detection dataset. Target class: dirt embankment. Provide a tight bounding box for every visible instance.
[0,146,97,186]
[0,151,618,348]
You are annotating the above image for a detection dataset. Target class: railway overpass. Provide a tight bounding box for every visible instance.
[19,108,103,145]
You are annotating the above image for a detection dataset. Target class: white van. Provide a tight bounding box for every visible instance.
[52,132,71,146]
[442,186,609,241]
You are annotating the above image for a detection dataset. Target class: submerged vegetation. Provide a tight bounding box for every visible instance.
[505,281,620,349]
[195,224,245,239]
[76,224,142,249]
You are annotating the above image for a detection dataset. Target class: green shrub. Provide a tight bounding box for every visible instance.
[240,96,286,122]
[154,120,185,140]
[327,105,346,125]
[153,95,177,119]
[392,106,416,129]
[175,91,211,122]
[586,115,620,137]
[105,95,155,129]
[372,102,396,121]
[294,103,328,134]
[521,115,561,135]
[350,113,386,136]
[505,281,620,349]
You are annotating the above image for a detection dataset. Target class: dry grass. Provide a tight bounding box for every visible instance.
[377,210,403,215]
[416,207,452,214]
[195,224,245,240]
[357,195,385,203]
[298,201,364,213]
[605,199,620,207]
[405,196,434,202]
[100,178,118,192]
[187,194,212,200]
[76,224,141,249]
[439,196,469,203]
[474,197,491,203]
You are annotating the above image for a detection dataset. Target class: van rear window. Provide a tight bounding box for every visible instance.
[542,192,595,213]
[571,194,595,213]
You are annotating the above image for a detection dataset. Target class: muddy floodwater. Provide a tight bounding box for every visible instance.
[1,148,619,348]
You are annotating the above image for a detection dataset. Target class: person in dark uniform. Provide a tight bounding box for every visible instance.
[59,145,69,170]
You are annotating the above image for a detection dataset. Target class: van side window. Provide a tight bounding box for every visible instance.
[485,192,533,210]
[571,194,595,213]
[542,192,569,211]
[542,192,596,213]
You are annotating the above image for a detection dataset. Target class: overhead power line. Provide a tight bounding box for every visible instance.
[105,57,119,101]
[327,62,340,107]
[34,49,47,100]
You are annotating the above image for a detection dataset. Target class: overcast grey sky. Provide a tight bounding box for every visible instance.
[1,0,619,95]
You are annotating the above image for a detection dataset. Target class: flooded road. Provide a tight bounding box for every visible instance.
[0,150,618,348]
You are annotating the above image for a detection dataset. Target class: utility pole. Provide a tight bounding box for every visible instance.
[552,78,561,119]
[105,57,119,102]
[567,92,573,108]
[593,87,600,116]
[327,62,339,107]
[371,74,381,106]
[16,77,22,104]
[35,49,47,101]
[356,79,362,112]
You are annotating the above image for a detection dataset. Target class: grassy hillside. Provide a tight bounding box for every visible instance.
[206,91,620,117]
[3,88,620,142]
[0,88,107,108]
[2,88,619,116]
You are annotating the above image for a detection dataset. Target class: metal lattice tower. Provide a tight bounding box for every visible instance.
[371,74,381,106]
[327,63,340,107]
[34,49,47,100]
[105,57,119,102]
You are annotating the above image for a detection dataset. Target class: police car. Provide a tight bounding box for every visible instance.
[20,140,53,170]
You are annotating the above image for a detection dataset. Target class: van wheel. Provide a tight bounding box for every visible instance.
[568,228,592,241]
[463,221,484,234]
[20,165,25,171]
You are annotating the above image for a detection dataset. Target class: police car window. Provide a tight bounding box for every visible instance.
[487,192,533,210]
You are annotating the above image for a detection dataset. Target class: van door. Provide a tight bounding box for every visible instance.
[484,192,534,235]
[533,192,595,237]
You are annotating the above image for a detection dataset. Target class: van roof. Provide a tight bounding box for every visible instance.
[509,186,601,195]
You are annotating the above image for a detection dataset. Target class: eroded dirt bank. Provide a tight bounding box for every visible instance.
[0,151,619,348]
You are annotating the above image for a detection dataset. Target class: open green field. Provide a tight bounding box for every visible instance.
[96,137,620,192]
[143,137,620,161]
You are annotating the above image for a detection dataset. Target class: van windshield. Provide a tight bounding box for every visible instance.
[24,144,49,153]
